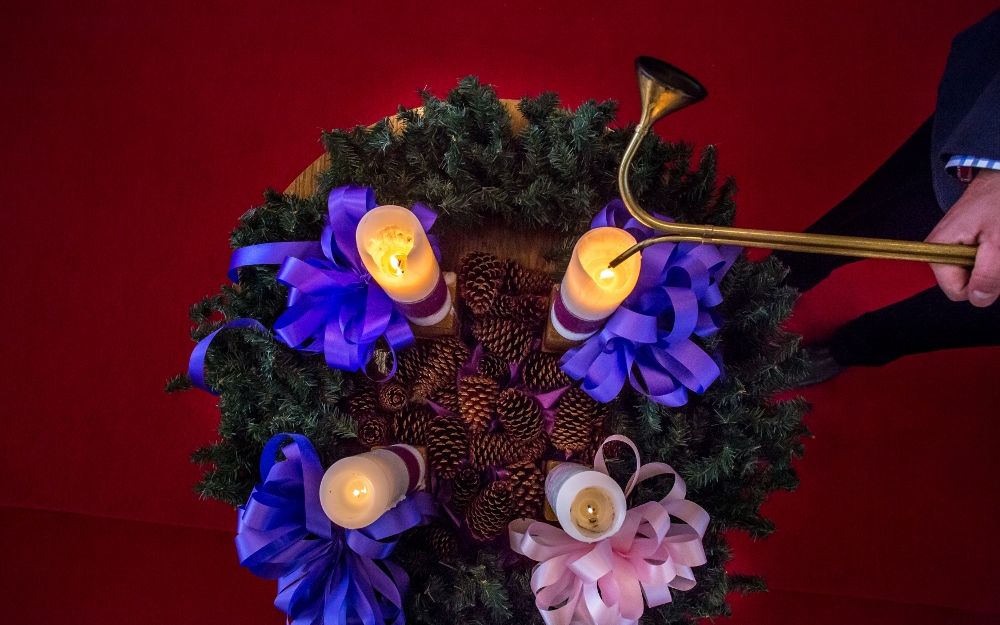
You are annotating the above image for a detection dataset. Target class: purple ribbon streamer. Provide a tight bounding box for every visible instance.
[561,200,741,407]
[187,318,269,394]
[190,185,441,388]
[236,433,436,625]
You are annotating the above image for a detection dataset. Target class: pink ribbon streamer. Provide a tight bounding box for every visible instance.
[508,435,709,625]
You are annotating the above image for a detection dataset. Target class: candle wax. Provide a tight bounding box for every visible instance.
[365,226,413,277]
[356,205,441,303]
[319,449,411,529]
[561,227,641,321]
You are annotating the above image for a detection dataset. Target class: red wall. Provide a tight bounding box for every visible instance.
[2,1,997,622]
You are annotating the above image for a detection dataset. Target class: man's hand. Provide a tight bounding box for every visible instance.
[926,170,1000,307]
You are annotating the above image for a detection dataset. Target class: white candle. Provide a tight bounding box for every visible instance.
[550,227,641,341]
[545,462,626,543]
[319,444,425,529]
[355,205,451,326]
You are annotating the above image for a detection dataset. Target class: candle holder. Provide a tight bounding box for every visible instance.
[542,459,561,522]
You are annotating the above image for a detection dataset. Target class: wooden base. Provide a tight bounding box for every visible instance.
[410,272,459,339]
[543,459,560,522]
[541,285,585,354]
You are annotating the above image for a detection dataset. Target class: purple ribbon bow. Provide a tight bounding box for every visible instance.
[236,433,436,625]
[188,186,440,393]
[561,200,740,407]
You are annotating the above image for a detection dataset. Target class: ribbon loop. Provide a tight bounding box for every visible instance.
[237,433,435,625]
[192,185,443,386]
[509,436,709,625]
[561,200,740,407]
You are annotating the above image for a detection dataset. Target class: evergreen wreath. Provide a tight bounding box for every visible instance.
[169,77,810,624]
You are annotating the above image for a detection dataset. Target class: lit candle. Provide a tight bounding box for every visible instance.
[319,444,425,529]
[356,205,451,326]
[550,227,641,341]
[545,462,626,543]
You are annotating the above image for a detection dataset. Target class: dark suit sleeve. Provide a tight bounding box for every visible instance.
[934,10,1000,166]
[941,72,1000,162]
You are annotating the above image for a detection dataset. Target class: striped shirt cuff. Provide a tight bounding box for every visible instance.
[946,155,1000,172]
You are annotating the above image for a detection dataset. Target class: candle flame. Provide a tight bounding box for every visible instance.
[572,487,614,533]
[388,254,405,276]
[597,267,616,283]
[347,479,370,502]
[366,226,414,278]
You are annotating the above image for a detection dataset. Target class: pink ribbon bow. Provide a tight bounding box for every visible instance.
[508,435,709,625]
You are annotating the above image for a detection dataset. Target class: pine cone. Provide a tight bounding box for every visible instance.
[412,337,468,399]
[459,252,505,316]
[496,388,542,442]
[504,261,553,296]
[467,479,514,541]
[551,388,606,453]
[470,432,517,468]
[477,352,510,381]
[357,414,391,448]
[394,405,434,446]
[515,433,550,464]
[395,342,430,387]
[473,317,535,363]
[580,423,608,464]
[508,461,545,520]
[429,386,460,414]
[346,382,378,420]
[410,525,459,559]
[449,464,482,513]
[521,352,572,392]
[458,373,499,435]
[427,415,469,478]
[426,525,459,558]
[377,381,408,412]
[558,387,607,424]
[493,294,548,326]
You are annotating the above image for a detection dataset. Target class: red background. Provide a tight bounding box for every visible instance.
[2,1,998,623]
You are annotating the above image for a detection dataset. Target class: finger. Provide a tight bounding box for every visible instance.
[926,222,974,301]
[929,262,970,301]
[968,239,1000,307]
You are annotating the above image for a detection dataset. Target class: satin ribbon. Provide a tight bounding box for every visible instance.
[187,318,269,393]
[509,435,709,625]
[561,200,740,406]
[236,433,436,625]
[190,185,441,390]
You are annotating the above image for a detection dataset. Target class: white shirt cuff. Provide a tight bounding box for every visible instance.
[946,155,1000,171]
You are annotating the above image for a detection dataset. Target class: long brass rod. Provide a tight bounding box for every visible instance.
[610,233,976,268]
[610,117,977,268]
